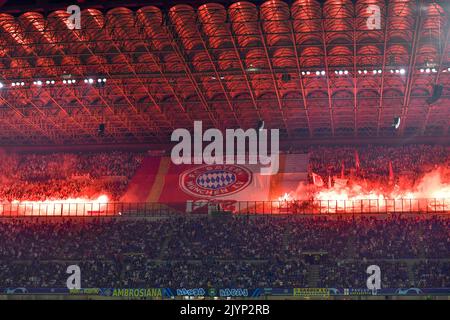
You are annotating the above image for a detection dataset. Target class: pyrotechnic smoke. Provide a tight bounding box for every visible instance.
[284,167,450,213]
[411,167,450,199]
[2,195,110,216]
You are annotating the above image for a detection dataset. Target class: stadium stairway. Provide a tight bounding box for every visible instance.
[157,231,174,260]
[307,265,320,287]
[407,263,416,285]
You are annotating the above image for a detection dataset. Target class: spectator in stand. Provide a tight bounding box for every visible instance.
[0,215,447,288]
[307,144,449,183]
[0,151,145,201]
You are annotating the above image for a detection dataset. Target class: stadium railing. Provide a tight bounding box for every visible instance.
[0,198,448,217]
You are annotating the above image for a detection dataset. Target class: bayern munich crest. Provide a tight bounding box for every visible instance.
[179,164,252,198]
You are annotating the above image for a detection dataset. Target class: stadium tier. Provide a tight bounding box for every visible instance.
[0,215,448,289]
[0,0,449,304]
[0,145,448,216]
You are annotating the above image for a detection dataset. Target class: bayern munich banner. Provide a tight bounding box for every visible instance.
[122,154,309,213]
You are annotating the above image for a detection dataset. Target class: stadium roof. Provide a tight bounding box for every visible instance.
[0,0,449,145]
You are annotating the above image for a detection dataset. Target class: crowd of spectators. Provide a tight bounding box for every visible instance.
[0,145,447,290]
[307,144,450,183]
[0,215,447,289]
[412,261,450,288]
[318,261,411,289]
[0,144,448,202]
[0,151,145,201]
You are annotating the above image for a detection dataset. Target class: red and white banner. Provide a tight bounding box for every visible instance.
[123,154,309,213]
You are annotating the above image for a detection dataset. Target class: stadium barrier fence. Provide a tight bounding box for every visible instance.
[0,198,448,217]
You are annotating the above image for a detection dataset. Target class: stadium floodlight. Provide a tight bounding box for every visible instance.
[246,64,259,73]
[96,78,107,87]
